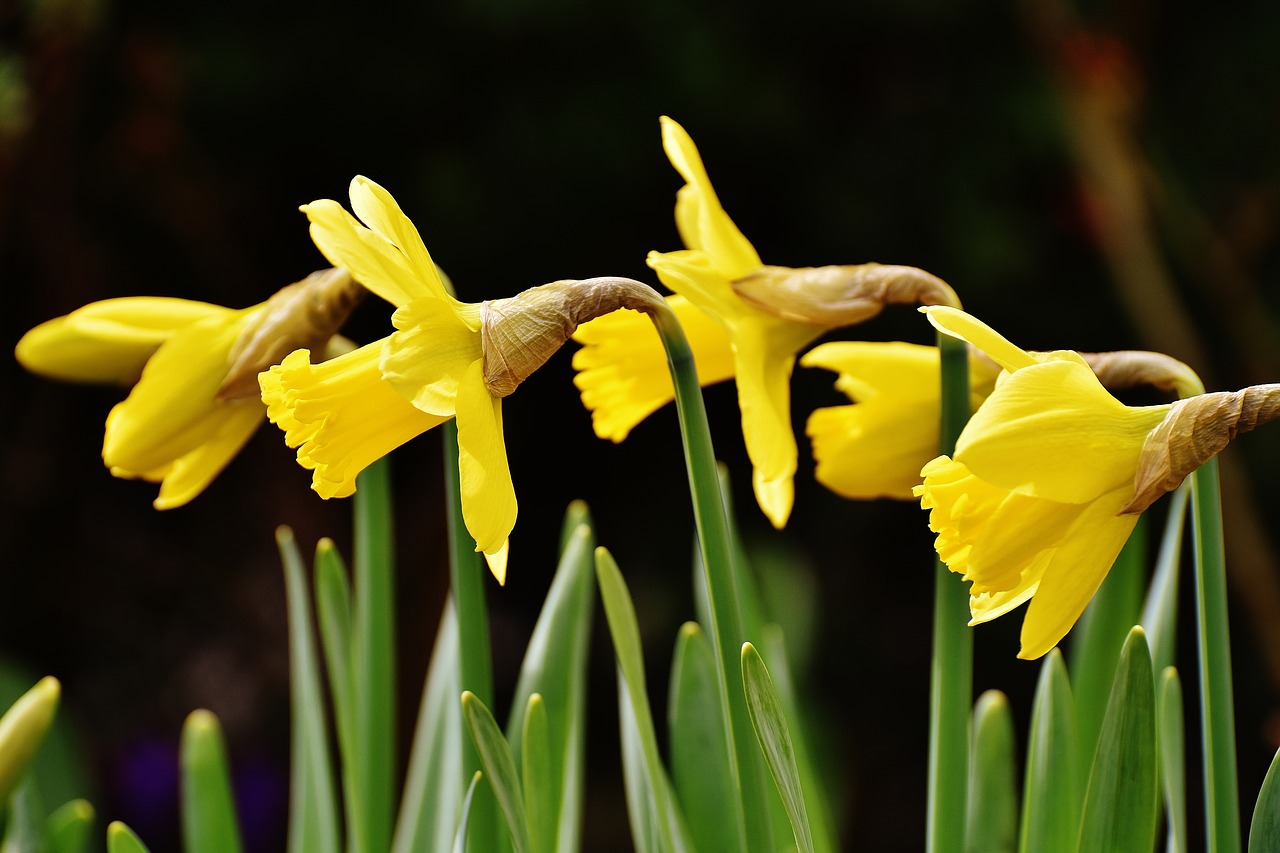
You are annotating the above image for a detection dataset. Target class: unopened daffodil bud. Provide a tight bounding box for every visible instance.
[1122,383,1280,515]
[218,267,364,400]
[0,677,60,807]
[481,276,667,398]
[731,263,961,328]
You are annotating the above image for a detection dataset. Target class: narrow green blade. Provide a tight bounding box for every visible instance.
[504,509,596,853]
[179,710,244,853]
[462,692,530,853]
[276,527,341,853]
[2,777,44,851]
[1018,650,1080,853]
[0,676,60,810]
[1249,741,1280,852]
[106,821,152,853]
[1078,627,1159,852]
[965,691,1017,853]
[46,799,94,853]
[1071,520,1146,770]
[597,547,685,853]
[1158,668,1187,853]
[1141,483,1190,678]
[668,622,738,853]
[741,643,814,853]
[312,540,360,853]
[392,598,464,853]
[452,773,483,853]
[351,457,396,853]
[522,695,553,853]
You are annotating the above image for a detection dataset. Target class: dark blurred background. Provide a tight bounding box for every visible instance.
[3,0,1280,849]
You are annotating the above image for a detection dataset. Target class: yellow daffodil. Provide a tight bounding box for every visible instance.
[15,270,360,510]
[801,341,999,500]
[913,306,1174,660]
[573,116,958,528]
[261,177,516,581]
[17,297,268,509]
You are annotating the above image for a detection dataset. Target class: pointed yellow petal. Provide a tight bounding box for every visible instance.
[969,576,1041,625]
[570,294,734,441]
[455,359,517,568]
[150,400,263,509]
[302,198,426,308]
[483,540,510,586]
[102,311,250,477]
[1016,488,1139,659]
[800,340,942,403]
[347,176,453,303]
[659,116,761,278]
[380,295,481,416]
[647,248,746,321]
[921,306,1038,373]
[806,396,937,500]
[957,359,1169,503]
[261,344,447,498]
[16,298,230,384]
[730,318,823,528]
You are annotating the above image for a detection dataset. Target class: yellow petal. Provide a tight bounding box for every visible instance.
[957,359,1169,503]
[102,311,250,476]
[150,400,264,509]
[484,539,510,586]
[969,577,1041,625]
[302,198,426,309]
[570,294,734,441]
[1016,487,1139,659]
[659,116,761,278]
[800,340,942,403]
[261,344,447,498]
[380,295,482,416]
[455,359,517,571]
[647,248,746,322]
[347,176,453,303]
[16,298,230,385]
[730,318,823,528]
[921,306,1038,373]
[806,396,937,499]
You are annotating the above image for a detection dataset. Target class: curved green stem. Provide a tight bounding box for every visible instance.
[649,302,764,852]
[927,332,974,853]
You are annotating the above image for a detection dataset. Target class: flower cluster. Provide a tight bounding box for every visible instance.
[17,117,1274,660]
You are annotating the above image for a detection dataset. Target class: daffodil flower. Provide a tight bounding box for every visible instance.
[17,297,269,509]
[15,270,360,510]
[261,177,517,581]
[573,116,958,528]
[913,306,1175,660]
[801,341,1000,500]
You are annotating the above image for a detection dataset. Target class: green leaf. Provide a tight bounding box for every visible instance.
[105,821,152,853]
[1158,668,1187,853]
[351,457,396,853]
[461,692,530,853]
[2,776,44,852]
[741,643,814,853]
[1078,627,1158,853]
[452,773,483,853]
[596,547,686,853]
[0,677,60,810]
[179,710,244,853]
[276,527,341,853]
[46,799,94,853]
[965,691,1017,853]
[1018,650,1080,853]
[392,598,464,853]
[504,510,596,853]
[1070,519,1146,770]
[668,622,738,853]
[1249,741,1280,852]
[1141,482,1189,679]
[521,696,553,853]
